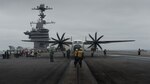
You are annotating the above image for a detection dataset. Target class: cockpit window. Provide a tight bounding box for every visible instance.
[73,41,82,44]
[78,41,82,44]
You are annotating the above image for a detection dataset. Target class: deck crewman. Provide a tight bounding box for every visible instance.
[74,48,84,68]
[77,48,84,67]
[138,48,141,55]
[74,49,78,67]
[49,49,54,62]
[104,49,107,56]
[66,49,71,59]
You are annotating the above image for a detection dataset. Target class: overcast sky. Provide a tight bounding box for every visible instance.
[0,0,150,50]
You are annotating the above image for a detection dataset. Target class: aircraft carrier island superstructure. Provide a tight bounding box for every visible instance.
[23,4,54,50]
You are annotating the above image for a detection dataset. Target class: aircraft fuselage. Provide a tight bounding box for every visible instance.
[72,40,84,51]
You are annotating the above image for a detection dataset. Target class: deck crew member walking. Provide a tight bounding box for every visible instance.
[74,48,84,68]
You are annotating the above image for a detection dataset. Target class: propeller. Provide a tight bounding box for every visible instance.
[88,32,135,51]
[51,33,70,51]
[88,32,104,50]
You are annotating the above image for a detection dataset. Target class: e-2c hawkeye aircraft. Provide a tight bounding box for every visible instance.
[49,32,135,54]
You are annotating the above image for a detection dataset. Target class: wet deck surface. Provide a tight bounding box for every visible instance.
[0,57,70,84]
[58,60,97,84]
[1,53,150,84]
[85,55,150,84]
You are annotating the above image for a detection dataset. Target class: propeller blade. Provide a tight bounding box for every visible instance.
[89,34,95,41]
[61,33,65,40]
[63,38,70,42]
[95,32,97,40]
[97,35,104,41]
[57,44,63,49]
[63,43,70,46]
[56,45,60,50]
[97,43,103,50]
[59,45,64,50]
[57,33,61,40]
[51,43,57,46]
[88,44,94,48]
[51,37,58,41]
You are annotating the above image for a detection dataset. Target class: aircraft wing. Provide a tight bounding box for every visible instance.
[22,40,50,42]
[84,41,93,44]
[64,41,72,44]
[22,40,72,44]
[98,40,135,44]
[22,40,34,42]
[84,40,135,44]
